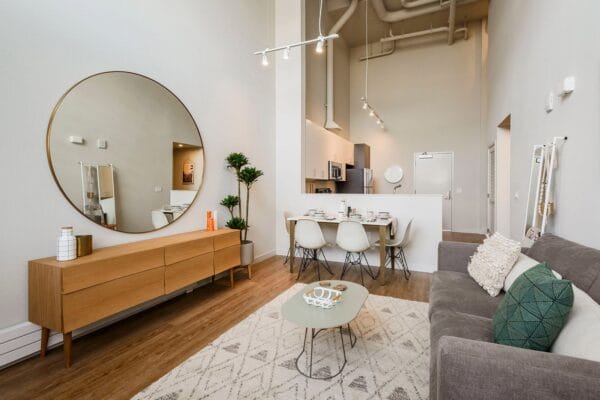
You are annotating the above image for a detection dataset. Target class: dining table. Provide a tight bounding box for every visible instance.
[287,215,394,285]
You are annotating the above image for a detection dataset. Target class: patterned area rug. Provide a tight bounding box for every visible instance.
[133,284,430,400]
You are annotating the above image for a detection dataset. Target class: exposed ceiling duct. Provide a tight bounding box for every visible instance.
[371,0,477,23]
[325,0,358,130]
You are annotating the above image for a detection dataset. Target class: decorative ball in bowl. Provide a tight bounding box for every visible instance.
[303,287,342,309]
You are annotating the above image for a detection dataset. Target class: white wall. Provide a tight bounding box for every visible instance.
[487,0,600,247]
[349,22,487,233]
[276,1,442,273]
[0,0,275,331]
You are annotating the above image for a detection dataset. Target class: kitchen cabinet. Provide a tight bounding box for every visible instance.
[305,119,354,180]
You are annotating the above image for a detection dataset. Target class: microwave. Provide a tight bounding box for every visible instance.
[328,161,344,181]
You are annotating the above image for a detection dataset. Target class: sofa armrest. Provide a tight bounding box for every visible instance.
[436,336,600,400]
[437,241,479,273]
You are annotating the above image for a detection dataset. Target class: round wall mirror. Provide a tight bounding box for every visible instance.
[47,71,204,233]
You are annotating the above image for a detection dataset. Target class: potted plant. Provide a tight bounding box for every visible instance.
[221,153,263,266]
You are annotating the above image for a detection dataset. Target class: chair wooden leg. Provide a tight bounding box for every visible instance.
[40,327,49,358]
[63,332,72,368]
[229,269,235,287]
[247,264,252,279]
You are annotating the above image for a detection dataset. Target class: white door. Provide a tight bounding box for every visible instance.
[487,144,496,234]
[414,152,453,230]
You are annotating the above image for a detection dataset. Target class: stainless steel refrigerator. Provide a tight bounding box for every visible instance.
[336,168,373,194]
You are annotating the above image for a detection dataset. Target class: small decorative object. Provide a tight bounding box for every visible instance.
[182,160,194,184]
[319,281,331,287]
[333,283,348,291]
[303,287,342,309]
[56,227,77,261]
[75,235,93,257]
[206,210,215,231]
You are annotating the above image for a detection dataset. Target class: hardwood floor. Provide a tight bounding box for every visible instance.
[443,231,486,244]
[0,256,431,400]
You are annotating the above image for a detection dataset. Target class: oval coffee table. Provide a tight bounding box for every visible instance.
[281,280,368,380]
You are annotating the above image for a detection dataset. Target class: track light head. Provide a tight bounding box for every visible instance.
[261,51,269,66]
[369,109,375,117]
[283,47,290,60]
[315,37,324,54]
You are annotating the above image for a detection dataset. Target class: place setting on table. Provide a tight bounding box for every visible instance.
[286,201,400,285]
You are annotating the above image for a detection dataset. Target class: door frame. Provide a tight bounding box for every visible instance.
[487,144,496,234]
[495,116,511,237]
[413,151,454,231]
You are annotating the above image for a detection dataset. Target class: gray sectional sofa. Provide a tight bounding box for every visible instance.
[429,233,600,400]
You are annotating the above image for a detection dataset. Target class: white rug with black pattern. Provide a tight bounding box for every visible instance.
[133,284,430,400]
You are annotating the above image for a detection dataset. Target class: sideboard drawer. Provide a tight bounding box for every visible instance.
[165,237,213,265]
[165,253,214,294]
[62,248,164,294]
[214,230,240,251]
[62,267,165,332]
[214,245,241,274]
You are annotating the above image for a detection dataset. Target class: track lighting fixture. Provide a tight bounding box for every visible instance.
[315,36,325,54]
[360,0,385,130]
[253,0,338,65]
[261,51,269,67]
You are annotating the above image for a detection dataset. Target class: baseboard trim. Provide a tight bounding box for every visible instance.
[0,249,277,370]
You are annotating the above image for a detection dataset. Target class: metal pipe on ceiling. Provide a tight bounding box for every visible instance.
[325,0,358,130]
[371,0,477,23]
[448,0,457,44]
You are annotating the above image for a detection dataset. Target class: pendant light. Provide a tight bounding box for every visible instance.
[361,0,385,130]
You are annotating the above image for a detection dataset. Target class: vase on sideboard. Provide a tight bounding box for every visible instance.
[56,227,77,261]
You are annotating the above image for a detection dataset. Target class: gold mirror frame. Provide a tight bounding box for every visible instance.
[46,71,205,234]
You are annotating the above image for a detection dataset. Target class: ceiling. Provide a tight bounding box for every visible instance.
[327,0,489,48]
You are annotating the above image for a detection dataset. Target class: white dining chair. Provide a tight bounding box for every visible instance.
[381,219,413,279]
[151,210,169,229]
[294,219,334,281]
[283,211,301,267]
[336,221,378,286]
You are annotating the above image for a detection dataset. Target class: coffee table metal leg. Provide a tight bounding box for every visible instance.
[346,323,357,348]
[295,326,350,380]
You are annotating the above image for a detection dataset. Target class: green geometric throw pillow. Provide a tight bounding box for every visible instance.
[492,263,573,351]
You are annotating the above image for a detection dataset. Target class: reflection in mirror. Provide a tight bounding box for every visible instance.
[524,145,545,242]
[48,71,204,233]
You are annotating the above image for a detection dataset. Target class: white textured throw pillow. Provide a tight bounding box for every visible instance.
[551,285,600,362]
[467,233,521,297]
[503,253,562,292]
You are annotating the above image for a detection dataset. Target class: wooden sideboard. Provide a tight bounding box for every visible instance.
[28,229,241,367]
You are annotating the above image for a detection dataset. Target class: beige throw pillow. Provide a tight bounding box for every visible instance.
[468,233,521,297]
[551,285,600,362]
[503,253,562,292]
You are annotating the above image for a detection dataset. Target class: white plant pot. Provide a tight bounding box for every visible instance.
[240,240,254,266]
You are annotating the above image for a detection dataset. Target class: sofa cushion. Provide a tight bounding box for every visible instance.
[468,233,521,297]
[493,264,574,351]
[504,253,562,292]
[429,271,503,319]
[528,233,600,303]
[430,310,493,400]
[551,284,600,362]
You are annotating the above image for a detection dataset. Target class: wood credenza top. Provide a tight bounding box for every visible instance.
[30,229,238,268]
[29,228,242,341]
